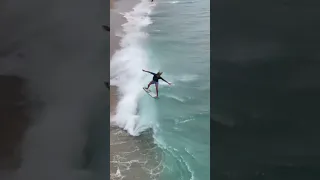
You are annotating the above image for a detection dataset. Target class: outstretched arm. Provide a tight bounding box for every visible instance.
[160,77,171,85]
[142,69,155,75]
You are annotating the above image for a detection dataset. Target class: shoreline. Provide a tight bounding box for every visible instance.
[109,7,124,118]
[110,1,154,180]
[109,0,138,118]
[109,1,163,180]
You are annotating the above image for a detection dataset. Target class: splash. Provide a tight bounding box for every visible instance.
[110,0,157,136]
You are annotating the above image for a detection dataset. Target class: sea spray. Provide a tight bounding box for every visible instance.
[110,0,157,136]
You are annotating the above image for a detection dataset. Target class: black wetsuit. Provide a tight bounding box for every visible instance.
[148,72,165,83]
[153,74,164,82]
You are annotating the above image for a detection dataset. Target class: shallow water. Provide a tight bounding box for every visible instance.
[148,0,210,179]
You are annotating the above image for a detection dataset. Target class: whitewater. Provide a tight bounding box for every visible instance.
[110,0,157,136]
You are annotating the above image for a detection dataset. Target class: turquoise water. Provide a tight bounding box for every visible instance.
[148,0,210,179]
[110,0,210,179]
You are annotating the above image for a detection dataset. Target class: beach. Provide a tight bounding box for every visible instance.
[109,5,124,117]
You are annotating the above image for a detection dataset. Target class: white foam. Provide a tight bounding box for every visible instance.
[178,74,199,82]
[170,1,180,4]
[163,94,185,102]
[110,0,157,136]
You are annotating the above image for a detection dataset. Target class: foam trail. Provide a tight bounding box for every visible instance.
[110,0,156,136]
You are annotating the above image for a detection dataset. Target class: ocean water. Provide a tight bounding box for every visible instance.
[110,0,210,179]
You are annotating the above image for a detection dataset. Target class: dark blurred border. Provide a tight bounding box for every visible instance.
[0,0,110,179]
[211,0,320,179]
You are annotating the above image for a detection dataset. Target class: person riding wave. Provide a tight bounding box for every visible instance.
[142,69,171,98]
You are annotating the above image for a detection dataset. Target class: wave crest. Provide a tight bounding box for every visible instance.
[110,0,156,136]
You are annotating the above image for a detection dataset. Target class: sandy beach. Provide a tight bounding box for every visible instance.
[110,0,142,125]
[109,3,124,117]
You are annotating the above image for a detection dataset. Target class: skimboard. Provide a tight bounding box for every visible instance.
[143,87,158,99]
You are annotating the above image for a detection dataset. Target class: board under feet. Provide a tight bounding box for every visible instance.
[143,87,158,99]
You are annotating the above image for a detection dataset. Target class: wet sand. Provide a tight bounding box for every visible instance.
[109,5,125,117]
